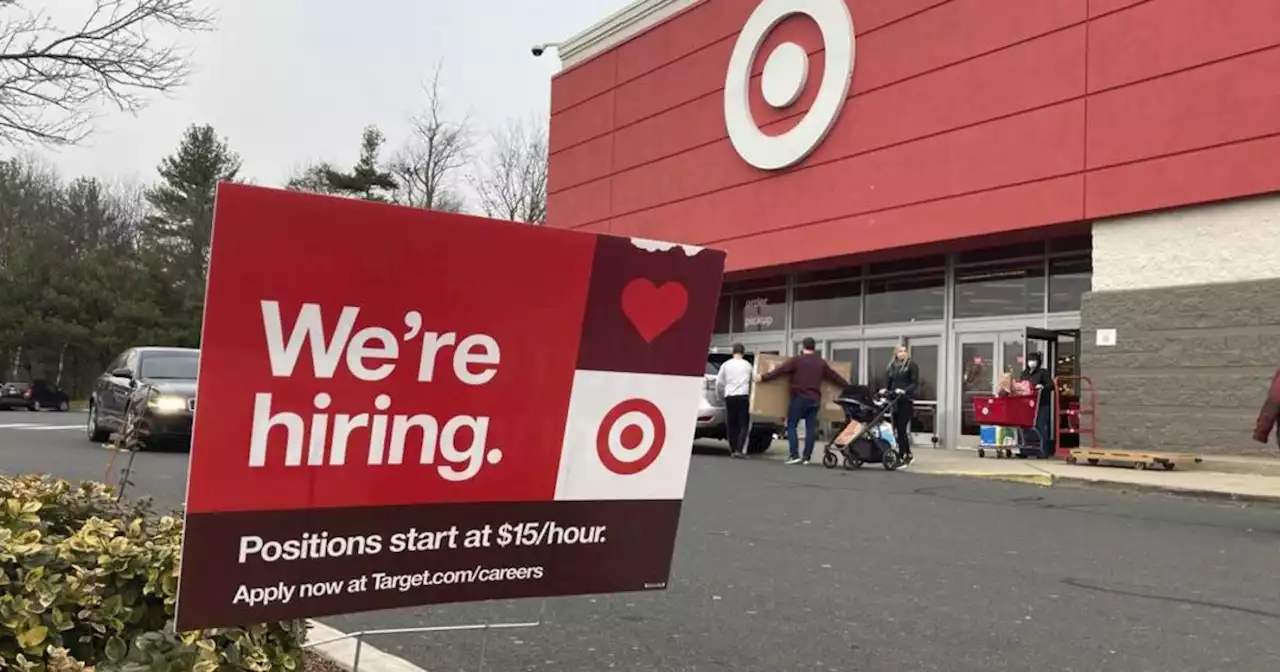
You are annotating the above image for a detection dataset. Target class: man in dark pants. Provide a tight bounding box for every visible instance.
[760,337,849,465]
[883,344,920,466]
[716,343,755,458]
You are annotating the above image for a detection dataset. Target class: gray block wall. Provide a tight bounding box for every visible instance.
[1079,279,1280,456]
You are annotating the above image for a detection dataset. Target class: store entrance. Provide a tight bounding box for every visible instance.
[952,327,1083,447]
[1025,327,1083,451]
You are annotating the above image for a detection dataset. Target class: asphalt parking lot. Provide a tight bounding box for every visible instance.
[4,412,1280,671]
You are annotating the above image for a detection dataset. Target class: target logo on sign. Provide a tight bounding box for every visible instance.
[553,370,700,502]
[724,0,856,171]
[596,398,667,475]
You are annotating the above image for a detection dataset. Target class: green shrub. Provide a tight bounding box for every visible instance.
[0,474,308,671]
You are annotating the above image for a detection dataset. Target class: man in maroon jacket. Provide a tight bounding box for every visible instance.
[760,337,849,465]
[1253,366,1280,448]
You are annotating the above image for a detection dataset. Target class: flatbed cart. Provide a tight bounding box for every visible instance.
[972,394,1049,459]
[1066,449,1203,471]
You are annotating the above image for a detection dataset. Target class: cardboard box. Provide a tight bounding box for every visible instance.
[749,353,852,423]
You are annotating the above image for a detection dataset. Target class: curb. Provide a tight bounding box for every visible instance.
[1051,476,1280,505]
[307,620,427,672]
[932,471,1055,488]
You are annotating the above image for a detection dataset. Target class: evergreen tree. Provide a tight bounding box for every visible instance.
[139,124,240,348]
[323,126,397,201]
[143,124,241,289]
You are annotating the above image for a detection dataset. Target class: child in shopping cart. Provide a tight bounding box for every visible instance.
[993,373,1031,447]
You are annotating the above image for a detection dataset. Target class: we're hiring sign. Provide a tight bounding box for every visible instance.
[174,185,724,631]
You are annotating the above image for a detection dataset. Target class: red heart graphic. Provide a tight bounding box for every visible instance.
[621,279,689,344]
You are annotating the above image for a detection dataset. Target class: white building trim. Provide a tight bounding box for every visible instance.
[1091,194,1280,292]
[559,0,701,69]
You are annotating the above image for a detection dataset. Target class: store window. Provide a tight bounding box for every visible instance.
[713,295,731,334]
[733,289,786,332]
[957,241,1045,265]
[864,272,945,324]
[868,254,945,276]
[1049,255,1091,313]
[953,260,1047,318]
[795,266,862,284]
[792,280,862,329]
[1049,234,1091,254]
[722,277,786,294]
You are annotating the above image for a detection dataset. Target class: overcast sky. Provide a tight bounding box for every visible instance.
[36,0,629,188]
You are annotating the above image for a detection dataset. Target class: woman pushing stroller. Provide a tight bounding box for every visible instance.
[881,344,919,466]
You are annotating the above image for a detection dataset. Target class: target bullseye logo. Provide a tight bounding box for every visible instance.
[724,0,856,171]
[596,398,667,475]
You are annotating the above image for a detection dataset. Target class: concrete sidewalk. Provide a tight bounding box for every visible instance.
[746,441,1280,503]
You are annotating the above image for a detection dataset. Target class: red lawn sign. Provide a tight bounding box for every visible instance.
[174,185,725,630]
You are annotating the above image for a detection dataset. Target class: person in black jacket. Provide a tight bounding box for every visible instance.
[1019,351,1054,456]
[882,344,919,464]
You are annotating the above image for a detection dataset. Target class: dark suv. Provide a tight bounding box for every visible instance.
[0,379,71,411]
[87,347,198,449]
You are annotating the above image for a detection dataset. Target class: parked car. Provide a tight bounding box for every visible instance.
[87,347,198,449]
[0,379,71,411]
[695,351,780,454]
[0,381,29,410]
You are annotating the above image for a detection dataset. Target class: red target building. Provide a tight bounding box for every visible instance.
[546,0,1280,456]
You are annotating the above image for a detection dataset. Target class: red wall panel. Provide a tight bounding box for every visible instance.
[547,179,611,230]
[1087,47,1280,169]
[850,0,1083,93]
[548,0,1280,272]
[1085,135,1280,219]
[547,134,614,195]
[719,176,1085,272]
[611,102,1085,244]
[548,91,614,154]
[1087,0,1280,92]
[1088,0,1146,17]
[549,51,616,115]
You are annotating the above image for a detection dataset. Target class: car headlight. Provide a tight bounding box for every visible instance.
[149,395,188,413]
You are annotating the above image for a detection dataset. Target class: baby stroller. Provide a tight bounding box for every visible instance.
[821,385,906,471]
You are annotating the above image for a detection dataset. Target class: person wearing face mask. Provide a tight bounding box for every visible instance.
[882,344,920,466]
[1019,352,1054,457]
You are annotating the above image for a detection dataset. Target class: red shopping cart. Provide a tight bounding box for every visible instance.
[972,394,1047,459]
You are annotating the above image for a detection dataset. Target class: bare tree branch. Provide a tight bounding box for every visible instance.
[0,0,211,146]
[390,63,472,212]
[471,116,548,225]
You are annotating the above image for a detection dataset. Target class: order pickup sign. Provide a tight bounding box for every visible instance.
[174,185,725,630]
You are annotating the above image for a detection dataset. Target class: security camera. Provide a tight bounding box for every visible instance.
[531,42,559,58]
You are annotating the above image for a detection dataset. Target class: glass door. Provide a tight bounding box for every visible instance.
[953,331,1025,444]
[903,337,940,441]
[957,335,996,442]
[829,341,861,386]
[865,340,899,391]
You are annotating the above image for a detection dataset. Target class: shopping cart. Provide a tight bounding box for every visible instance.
[972,394,1047,459]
